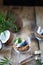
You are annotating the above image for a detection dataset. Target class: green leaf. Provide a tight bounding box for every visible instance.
[35,59,42,65]
[18,38,22,43]
[0,11,18,34]
[0,57,12,65]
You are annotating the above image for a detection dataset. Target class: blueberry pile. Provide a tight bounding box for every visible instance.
[20,41,28,47]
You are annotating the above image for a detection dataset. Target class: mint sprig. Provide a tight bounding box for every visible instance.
[18,38,22,43]
[14,38,22,44]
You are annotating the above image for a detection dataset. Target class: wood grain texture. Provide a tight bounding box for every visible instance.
[0,0,3,5]
[0,6,37,31]
[35,7,43,28]
[0,6,43,65]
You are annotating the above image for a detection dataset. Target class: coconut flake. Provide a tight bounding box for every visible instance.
[0,30,10,43]
[16,40,25,47]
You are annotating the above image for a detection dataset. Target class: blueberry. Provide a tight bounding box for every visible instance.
[20,41,28,46]
[41,33,43,35]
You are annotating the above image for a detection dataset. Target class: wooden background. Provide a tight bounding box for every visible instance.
[0,4,43,65]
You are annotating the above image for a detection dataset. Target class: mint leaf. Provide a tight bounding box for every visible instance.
[18,38,22,43]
